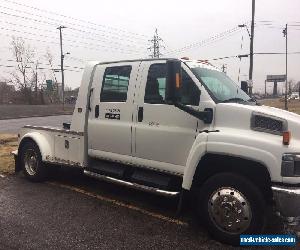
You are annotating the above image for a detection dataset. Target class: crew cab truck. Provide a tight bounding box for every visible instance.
[13,58,300,245]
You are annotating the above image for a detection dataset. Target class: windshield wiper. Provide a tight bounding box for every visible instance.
[221,97,248,103]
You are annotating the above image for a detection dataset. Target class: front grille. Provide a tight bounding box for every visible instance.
[294,161,300,176]
[251,112,287,135]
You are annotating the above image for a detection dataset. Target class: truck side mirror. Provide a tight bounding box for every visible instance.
[166,59,182,104]
[165,59,212,124]
[241,81,248,94]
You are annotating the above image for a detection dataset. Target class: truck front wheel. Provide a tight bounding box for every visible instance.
[197,172,266,245]
[20,140,47,182]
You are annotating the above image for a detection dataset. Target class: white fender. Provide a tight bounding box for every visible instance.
[19,132,53,161]
[182,140,280,190]
[206,141,279,180]
[182,133,208,190]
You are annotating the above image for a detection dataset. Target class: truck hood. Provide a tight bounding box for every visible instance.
[215,103,300,140]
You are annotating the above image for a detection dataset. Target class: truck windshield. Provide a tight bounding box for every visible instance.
[190,67,253,103]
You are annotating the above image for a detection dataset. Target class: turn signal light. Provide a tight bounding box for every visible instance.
[283,131,291,145]
[176,73,181,88]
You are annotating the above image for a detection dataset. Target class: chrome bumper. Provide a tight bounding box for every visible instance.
[272,185,300,217]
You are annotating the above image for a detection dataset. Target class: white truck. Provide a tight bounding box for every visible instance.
[13,58,300,245]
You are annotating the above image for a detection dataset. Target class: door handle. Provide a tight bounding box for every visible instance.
[88,88,94,111]
[138,107,143,122]
[95,105,99,118]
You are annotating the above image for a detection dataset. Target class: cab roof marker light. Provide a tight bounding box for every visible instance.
[197,60,213,66]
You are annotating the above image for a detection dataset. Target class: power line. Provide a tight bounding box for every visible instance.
[204,51,300,61]
[65,27,148,48]
[0,8,148,46]
[65,56,85,63]
[0,26,147,55]
[256,20,300,28]
[1,58,84,71]
[0,63,82,72]
[165,26,243,55]
[257,20,300,24]
[255,23,300,30]
[0,18,148,51]
[0,8,148,45]
[0,0,149,40]
[0,24,145,53]
[261,51,298,55]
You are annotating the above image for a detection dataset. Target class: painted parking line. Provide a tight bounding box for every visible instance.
[47,181,188,226]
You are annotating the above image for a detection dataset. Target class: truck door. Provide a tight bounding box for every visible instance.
[133,61,202,174]
[87,61,140,162]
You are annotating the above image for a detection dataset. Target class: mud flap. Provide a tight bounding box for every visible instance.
[11,150,21,172]
[176,189,189,216]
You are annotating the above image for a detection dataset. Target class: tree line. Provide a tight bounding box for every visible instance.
[0,37,61,104]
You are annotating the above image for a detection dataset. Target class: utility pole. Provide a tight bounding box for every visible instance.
[248,0,256,97]
[283,24,288,110]
[221,64,227,74]
[35,62,38,101]
[148,28,164,58]
[265,80,268,97]
[298,81,300,101]
[57,25,66,110]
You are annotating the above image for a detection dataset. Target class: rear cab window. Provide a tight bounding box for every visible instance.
[100,65,132,102]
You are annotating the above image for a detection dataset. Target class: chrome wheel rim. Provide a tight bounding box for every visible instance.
[24,149,38,176]
[208,187,252,234]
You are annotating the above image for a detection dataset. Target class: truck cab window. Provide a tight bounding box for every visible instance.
[100,66,132,102]
[179,70,200,106]
[144,64,200,105]
[144,64,166,104]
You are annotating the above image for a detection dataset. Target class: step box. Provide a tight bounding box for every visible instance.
[87,158,182,192]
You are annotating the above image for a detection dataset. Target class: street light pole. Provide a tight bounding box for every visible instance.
[285,24,288,111]
[35,62,38,101]
[283,24,288,110]
[264,79,267,97]
[57,25,66,110]
[249,0,255,97]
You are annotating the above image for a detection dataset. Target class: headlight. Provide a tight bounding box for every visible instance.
[282,153,300,177]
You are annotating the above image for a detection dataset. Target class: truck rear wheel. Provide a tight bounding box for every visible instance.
[197,172,266,245]
[20,140,47,182]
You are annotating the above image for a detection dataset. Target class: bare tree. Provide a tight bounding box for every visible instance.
[44,49,60,103]
[30,61,47,104]
[10,36,35,103]
[0,81,15,104]
[291,80,300,99]
[288,79,295,95]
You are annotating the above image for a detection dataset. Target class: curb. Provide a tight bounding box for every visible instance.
[0,113,73,120]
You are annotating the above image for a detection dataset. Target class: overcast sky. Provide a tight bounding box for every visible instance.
[0,0,299,94]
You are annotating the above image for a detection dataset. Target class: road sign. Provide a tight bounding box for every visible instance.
[266,75,286,82]
[46,80,53,90]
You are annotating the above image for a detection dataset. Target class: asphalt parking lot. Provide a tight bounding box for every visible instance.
[0,169,293,250]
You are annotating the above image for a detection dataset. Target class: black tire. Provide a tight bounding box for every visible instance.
[20,140,47,182]
[197,172,266,246]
